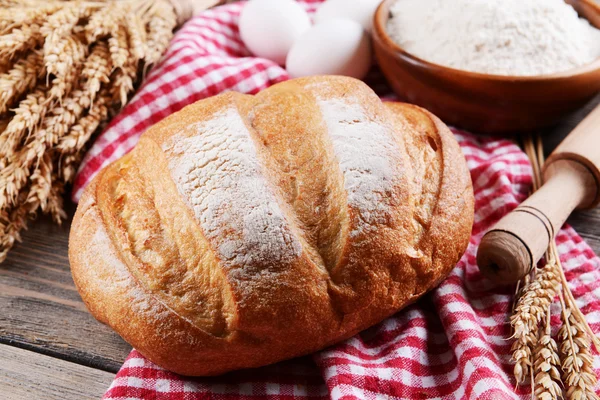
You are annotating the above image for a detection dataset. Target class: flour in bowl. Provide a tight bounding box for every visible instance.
[386,0,600,76]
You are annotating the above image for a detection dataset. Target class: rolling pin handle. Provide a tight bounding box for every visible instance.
[477,103,600,284]
[477,230,533,283]
[477,160,595,283]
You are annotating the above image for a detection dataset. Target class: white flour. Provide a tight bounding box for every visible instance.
[387,0,600,76]
[163,107,303,270]
[317,98,399,237]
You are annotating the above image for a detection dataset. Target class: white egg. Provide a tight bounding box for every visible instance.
[286,19,372,80]
[314,0,381,32]
[239,0,311,65]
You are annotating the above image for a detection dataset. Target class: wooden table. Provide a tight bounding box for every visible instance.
[1,96,599,400]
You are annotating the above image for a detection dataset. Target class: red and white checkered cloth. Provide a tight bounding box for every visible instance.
[71,2,600,399]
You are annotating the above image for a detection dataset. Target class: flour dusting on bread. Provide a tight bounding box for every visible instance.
[318,98,400,237]
[163,107,303,268]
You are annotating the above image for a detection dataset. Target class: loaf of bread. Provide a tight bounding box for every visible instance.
[69,76,473,376]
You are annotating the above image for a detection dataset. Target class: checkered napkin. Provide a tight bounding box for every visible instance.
[70,1,600,399]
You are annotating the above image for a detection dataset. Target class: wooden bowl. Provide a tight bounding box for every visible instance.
[372,0,600,134]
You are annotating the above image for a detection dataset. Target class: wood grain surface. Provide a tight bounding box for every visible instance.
[0,344,114,400]
[0,205,131,373]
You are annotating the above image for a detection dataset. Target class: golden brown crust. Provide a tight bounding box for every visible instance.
[69,76,474,376]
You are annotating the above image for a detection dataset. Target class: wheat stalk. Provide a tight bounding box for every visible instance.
[58,89,110,155]
[59,153,82,185]
[552,243,600,353]
[0,188,38,263]
[0,88,48,156]
[0,50,44,113]
[511,263,561,339]
[145,0,177,65]
[81,41,111,104]
[558,293,599,400]
[47,178,66,224]
[26,152,53,212]
[534,309,563,400]
[111,58,137,106]
[41,4,90,77]
[513,328,539,385]
[512,134,600,399]
[85,6,118,43]
[46,36,87,102]
[0,23,43,58]
[511,263,560,386]
[126,13,146,62]
[0,0,185,261]
[108,19,129,69]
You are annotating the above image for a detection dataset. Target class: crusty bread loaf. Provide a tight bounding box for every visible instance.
[69,76,474,376]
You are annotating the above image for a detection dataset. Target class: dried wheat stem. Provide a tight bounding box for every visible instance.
[126,12,146,62]
[43,8,90,80]
[109,20,130,69]
[46,36,87,102]
[551,242,600,352]
[558,292,599,400]
[42,4,90,77]
[59,153,82,184]
[81,41,111,104]
[0,0,187,263]
[0,50,44,113]
[35,89,90,151]
[0,89,48,156]
[513,328,539,385]
[0,23,43,58]
[144,0,176,65]
[512,263,561,339]
[57,88,109,155]
[26,152,52,211]
[111,58,137,106]
[85,7,118,43]
[533,308,563,400]
[513,274,531,316]
[511,259,560,387]
[0,87,90,209]
[0,161,28,210]
[0,189,37,263]
[2,4,62,35]
[46,178,66,224]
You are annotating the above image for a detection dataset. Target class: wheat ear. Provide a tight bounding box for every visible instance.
[0,189,37,263]
[42,5,92,83]
[144,0,177,65]
[109,19,130,70]
[534,308,563,400]
[0,22,43,58]
[26,152,52,212]
[515,134,600,398]
[81,41,111,105]
[0,89,48,156]
[46,178,66,224]
[558,292,599,400]
[126,12,147,62]
[47,36,87,102]
[0,50,44,113]
[57,88,110,155]
[512,263,561,339]
[0,0,188,263]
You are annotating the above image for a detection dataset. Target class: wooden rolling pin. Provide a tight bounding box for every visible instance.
[477,103,600,283]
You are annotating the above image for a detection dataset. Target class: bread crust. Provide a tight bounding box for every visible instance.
[69,76,474,376]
